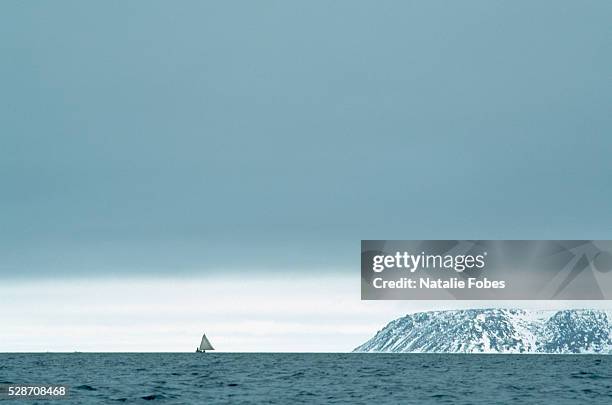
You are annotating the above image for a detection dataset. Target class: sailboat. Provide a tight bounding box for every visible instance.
[196,333,214,353]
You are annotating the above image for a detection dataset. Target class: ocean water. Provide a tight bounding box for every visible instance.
[1,353,612,404]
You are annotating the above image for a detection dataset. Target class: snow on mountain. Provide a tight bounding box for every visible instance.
[354,309,612,354]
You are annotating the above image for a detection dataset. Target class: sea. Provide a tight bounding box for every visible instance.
[1,353,611,404]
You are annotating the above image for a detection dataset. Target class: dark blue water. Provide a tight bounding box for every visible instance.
[1,353,612,404]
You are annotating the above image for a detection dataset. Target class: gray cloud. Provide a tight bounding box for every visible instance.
[1,1,611,277]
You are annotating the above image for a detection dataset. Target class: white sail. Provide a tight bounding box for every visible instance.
[199,334,214,351]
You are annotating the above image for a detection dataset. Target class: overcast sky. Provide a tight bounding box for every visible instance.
[1,1,612,351]
[2,1,611,278]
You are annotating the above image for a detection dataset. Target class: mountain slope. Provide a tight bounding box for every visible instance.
[354,309,612,354]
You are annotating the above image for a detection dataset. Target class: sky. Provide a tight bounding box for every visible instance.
[4,276,612,352]
[1,1,612,351]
